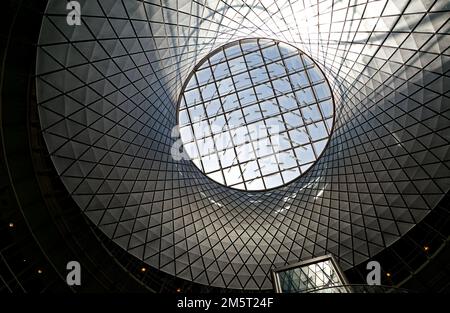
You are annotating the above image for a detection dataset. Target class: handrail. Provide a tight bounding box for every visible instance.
[283,284,411,293]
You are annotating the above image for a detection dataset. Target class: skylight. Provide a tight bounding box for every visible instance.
[178,38,334,191]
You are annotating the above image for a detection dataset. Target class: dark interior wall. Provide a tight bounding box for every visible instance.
[0,0,149,293]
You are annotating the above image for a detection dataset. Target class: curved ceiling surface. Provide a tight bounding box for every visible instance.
[36,0,450,289]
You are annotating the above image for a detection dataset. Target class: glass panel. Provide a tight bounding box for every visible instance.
[178,39,334,191]
[275,257,349,293]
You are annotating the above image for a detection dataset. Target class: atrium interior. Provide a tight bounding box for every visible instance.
[0,0,449,293]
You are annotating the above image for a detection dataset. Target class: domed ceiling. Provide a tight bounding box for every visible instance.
[36,0,450,289]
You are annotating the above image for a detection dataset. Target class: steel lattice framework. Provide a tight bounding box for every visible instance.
[179,38,334,191]
[36,0,450,289]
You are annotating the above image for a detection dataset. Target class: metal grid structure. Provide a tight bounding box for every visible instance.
[179,38,333,191]
[35,0,450,290]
